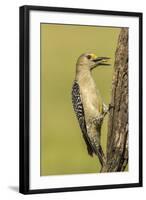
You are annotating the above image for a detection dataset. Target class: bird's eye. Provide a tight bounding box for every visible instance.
[87,55,92,59]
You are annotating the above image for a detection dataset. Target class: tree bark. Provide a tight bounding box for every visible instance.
[101,28,128,172]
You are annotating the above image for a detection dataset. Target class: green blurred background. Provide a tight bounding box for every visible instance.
[40,24,120,176]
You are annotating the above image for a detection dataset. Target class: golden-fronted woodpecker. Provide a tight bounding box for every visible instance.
[72,53,110,166]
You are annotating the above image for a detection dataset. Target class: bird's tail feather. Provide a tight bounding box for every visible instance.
[83,134,94,156]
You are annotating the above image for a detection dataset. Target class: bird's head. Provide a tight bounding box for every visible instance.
[76,53,110,72]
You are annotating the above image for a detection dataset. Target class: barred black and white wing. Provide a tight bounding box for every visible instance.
[72,81,94,156]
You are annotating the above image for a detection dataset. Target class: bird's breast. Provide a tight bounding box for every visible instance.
[79,77,103,118]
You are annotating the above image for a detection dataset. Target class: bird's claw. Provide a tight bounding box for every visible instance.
[108,103,115,111]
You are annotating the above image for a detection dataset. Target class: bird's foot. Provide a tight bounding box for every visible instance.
[103,103,114,114]
[103,103,108,113]
[108,103,115,111]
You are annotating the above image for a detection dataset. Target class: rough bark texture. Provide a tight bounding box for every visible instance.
[101,28,128,172]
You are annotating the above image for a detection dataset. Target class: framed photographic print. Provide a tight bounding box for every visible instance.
[19,5,143,194]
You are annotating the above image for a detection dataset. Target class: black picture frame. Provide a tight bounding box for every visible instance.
[19,5,143,194]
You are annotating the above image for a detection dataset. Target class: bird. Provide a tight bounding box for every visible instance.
[72,53,110,167]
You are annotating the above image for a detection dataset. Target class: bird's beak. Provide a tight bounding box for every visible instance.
[93,57,111,66]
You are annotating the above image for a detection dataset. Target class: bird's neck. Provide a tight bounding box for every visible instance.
[76,69,93,83]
